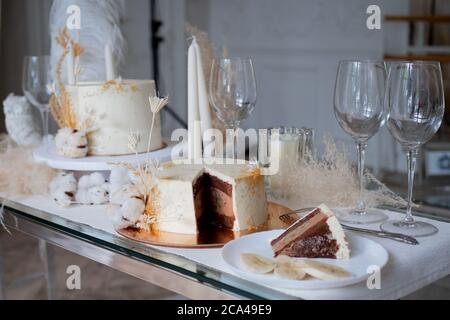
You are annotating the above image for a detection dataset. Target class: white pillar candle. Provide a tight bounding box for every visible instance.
[104,44,115,81]
[187,39,202,161]
[193,40,212,142]
[277,135,300,166]
[270,133,300,199]
[67,44,75,85]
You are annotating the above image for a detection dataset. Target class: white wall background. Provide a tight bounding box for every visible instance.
[158,0,411,173]
[1,0,411,174]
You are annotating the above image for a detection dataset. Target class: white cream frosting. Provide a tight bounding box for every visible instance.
[68,79,163,156]
[152,162,268,235]
[320,204,350,260]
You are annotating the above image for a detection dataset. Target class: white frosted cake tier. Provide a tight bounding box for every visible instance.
[148,162,268,235]
[68,80,163,156]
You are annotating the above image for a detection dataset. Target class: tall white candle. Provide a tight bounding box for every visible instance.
[67,44,75,85]
[187,39,202,161]
[193,40,212,138]
[104,44,115,80]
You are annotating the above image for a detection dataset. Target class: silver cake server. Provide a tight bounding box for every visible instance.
[279,209,419,245]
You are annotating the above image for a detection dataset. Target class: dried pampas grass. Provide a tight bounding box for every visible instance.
[282,135,408,210]
[0,137,58,197]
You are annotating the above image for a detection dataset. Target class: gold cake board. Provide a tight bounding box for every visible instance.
[117,202,291,248]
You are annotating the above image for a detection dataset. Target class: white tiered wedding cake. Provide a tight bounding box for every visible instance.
[68,79,163,156]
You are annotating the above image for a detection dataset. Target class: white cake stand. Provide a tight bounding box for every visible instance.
[33,139,175,172]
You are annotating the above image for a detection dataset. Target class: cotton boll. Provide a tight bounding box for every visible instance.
[111,209,133,230]
[110,185,128,203]
[88,172,107,187]
[109,187,126,205]
[55,128,88,158]
[109,167,130,186]
[52,188,74,207]
[67,130,87,147]
[101,182,110,194]
[75,172,110,205]
[127,171,142,186]
[87,186,109,205]
[121,197,145,224]
[75,188,91,205]
[78,172,107,190]
[50,171,77,194]
[110,184,140,205]
[49,178,60,195]
[54,128,72,146]
[77,175,91,190]
[65,146,88,158]
[109,167,130,198]
[49,172,77,207]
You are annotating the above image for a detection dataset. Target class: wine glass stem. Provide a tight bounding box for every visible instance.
[405,149,418,224]
[40,108,49,142]
[356,142,367,213]
[225,124,236,160]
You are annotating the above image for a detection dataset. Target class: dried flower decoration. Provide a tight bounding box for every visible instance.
[112,157,160,231]
[146,96,168,170]
[49,28,84,129]
[108,96,167,232]
[280,135,409,210]
[127,131,142,155]
[149,96,169,114]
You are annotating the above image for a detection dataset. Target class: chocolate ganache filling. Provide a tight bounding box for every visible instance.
[193,173,235,230]
[271,208,339,258]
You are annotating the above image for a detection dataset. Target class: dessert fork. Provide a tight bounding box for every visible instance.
[279,208,419,245]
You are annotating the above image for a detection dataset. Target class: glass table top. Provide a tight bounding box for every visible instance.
[2,195,449,300]
[1,196,295,300]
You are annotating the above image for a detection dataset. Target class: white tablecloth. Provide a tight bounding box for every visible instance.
[4,195,450,300]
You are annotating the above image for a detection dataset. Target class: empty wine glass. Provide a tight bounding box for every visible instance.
[334,60,388,224]
[209,57,257,158]
[381,61,444,237]
[22,55,52,143]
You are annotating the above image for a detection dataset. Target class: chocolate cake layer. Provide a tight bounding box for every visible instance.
[193,176,206,220]
[205,173,233,196]
[276,223,339,258]
[194,172,235,230]
[271,208,338,258]
[271,208,321,251]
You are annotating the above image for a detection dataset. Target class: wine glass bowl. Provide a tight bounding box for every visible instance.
[209,57,257,129]
[382,61,444,237]
[386,62,444,149]
[334,61,386,143]
[22,55,52,142]
[334,111,385,143]
[334,60,388,224]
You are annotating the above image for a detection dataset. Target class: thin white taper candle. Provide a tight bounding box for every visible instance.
[193,40,212,138]
[187,38,202,161]
[104,44,115,81]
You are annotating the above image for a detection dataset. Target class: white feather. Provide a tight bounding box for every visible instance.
[49,0,127,82]
[3,94,42,146]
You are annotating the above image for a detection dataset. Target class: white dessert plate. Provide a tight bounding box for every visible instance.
[33,138,175,171]
[222,230,389,290]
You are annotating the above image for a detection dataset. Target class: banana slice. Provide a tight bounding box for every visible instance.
[275,255,307,267]
[240,253,276,274]
[274,256,307,280]
[274,263,306,280]
[301,260,351,280]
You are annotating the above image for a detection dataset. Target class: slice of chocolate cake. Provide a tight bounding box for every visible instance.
[271,204,350,259]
